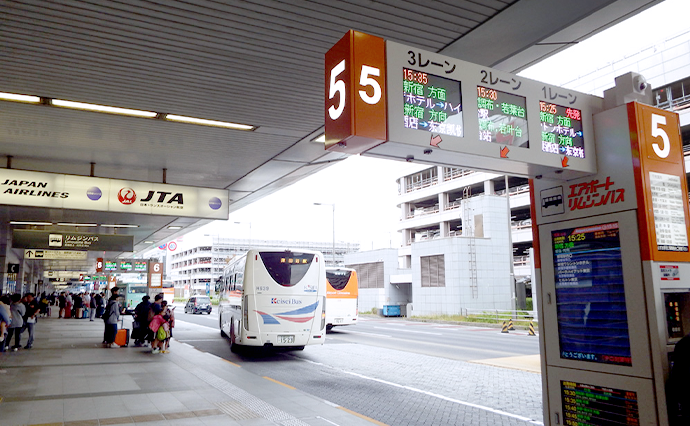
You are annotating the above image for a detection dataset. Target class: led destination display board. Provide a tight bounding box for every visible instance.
[561,381,639,426]
[402,68,463,137]
[104,261,118,272]
[540,101,584,158]
[477,86,528,147]
[552,222,632,366]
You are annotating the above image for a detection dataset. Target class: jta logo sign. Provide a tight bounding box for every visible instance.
[141,191,184,204]
[118,187,136,204]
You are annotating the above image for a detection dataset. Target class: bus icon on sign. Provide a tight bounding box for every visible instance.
[49,234,63,247]
[541,187,564,217]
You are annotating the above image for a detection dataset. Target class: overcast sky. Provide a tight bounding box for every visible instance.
[193,0,690,250]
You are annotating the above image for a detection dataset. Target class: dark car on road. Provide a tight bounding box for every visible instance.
[184,295,212,315]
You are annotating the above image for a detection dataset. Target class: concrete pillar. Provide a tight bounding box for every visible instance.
[484,179,495,195]
[439,221,449,238]
[0,224,10,294]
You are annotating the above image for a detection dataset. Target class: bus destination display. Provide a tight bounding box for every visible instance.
[134,261,148,272]
[403,68,463,137]
[561,381,639,426]
[540,101,584,158]
[477,86,528,147]
[552,222,632,366]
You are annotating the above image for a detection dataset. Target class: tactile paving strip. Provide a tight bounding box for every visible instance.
[216,401,262,420]
[194,368,311,425]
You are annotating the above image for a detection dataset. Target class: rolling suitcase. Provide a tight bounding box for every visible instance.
[115,328,130,347]
[114,320,129,347]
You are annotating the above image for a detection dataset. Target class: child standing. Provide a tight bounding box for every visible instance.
[160,300,175,353]
[148,310,168,354]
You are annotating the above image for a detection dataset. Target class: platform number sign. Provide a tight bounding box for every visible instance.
[96,257,104,272]
[149,261,163,288]
[650,113,670,159]
[325,30,387,153]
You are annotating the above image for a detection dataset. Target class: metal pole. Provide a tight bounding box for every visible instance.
[332,204,336,266]
[505,175,516,311]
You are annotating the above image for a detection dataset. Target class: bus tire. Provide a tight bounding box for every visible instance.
[326,324,334,331]
[220,314,227,337]
[229,323,238,353]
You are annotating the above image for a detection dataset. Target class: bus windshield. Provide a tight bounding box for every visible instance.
[326,270,352,290]
[260,251,315,287]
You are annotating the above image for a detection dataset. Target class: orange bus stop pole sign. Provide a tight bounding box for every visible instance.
[324,30,387,154]
[628,102,690,262]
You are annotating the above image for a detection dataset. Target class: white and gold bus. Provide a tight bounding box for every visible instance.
[217,249,327,351]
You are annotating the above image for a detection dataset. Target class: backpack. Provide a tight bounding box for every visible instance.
[102,301,115,322]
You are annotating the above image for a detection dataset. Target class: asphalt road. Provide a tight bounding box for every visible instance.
[169,305,544,426]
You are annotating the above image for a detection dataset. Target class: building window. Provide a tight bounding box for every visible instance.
[421,255,445,287]
[349,262,384,289]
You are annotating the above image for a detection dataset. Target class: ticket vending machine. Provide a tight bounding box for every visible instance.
[532,101,689,426]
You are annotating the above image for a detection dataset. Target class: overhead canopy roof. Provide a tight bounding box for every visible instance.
[0,0,663,273]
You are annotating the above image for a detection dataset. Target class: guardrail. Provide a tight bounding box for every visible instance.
[460,308,537,326]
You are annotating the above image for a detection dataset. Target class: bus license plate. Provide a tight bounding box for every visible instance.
[278,335,295,344]
[334,318,344,324]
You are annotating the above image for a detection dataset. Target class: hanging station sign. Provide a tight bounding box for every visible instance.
[0,168,228,219]
[13,230,133,251]
[324,30,602,180]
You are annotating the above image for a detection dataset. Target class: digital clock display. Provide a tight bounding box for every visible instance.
[552,222,632,366]
[540,101,584,158]
[477,86,528,147]
[402,68,463,137]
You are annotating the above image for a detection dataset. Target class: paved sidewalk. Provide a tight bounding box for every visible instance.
[0,310,376,426]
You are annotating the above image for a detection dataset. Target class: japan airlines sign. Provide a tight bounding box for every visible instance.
[0,169,228,219]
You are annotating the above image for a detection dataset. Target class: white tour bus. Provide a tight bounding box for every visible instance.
[217,248,327,350]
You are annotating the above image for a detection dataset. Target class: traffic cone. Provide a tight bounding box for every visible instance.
[508,319,515,331]
[501,321,509,333]
[528,321,536,336]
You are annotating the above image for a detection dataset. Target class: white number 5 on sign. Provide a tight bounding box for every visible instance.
[651,113,670,159]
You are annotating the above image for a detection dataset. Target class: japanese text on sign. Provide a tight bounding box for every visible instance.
[552,222,632,366]
[568,176,624,211]
[402,68,463,137]
[561,381,639,426]
[540,101,585,158]
[649,172,688,252]
[477,86,528,147]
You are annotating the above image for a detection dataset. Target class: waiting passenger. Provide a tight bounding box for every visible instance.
[160,300,175,353]
[21,293,39,349]
[133,295,152,347]
[0,295,11,350]
[148,308,169,354]
[5,294,26,351]
[102,289,121,348]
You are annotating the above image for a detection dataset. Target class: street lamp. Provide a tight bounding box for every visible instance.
[314,203,336,266]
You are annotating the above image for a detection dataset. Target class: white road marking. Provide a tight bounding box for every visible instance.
[297,357,543,425]
[174,319,219,331]
[374,326,442,336]
[336,330,392,338]
[316,416,340,425]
